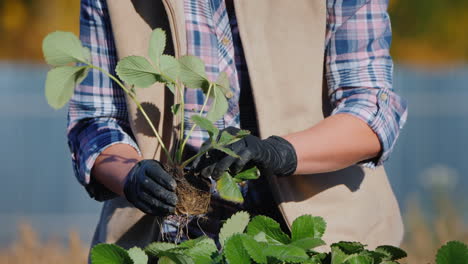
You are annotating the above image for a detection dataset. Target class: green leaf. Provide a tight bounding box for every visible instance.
[331,241,366,255]
[171,104,181,115]
[178,55,209,89]
[290,238,326,250]
[435,241,468,264]
[234,167,260,181]
[215,72,233,99]
[186,239,217,264]
[343,254,373,264]
[331,246,348,264]
[91,244,132,264]
[158,256,175,264]
[160,54,180,82]
[157,253,194,264]
[235,130,250,138]
[45,66,89,109]
[116,56,162,88]
[149,28,166,66]
[360,250,388,263]
[240,234,268,264]
[291,215,326,241]
[224,234,251,264]
[375,245,407,261]
[263,244,309,263]
[144,242,178,257]
[128,247,148,264]
[206,87,228,122]
[166,83,176,94]
[247,215,291,245]
[213,146,240,159]
[219,211,250,247]
[218,130,236,145]
[42,31,91,66]
[191,115,219,139]
[216,172,244,204]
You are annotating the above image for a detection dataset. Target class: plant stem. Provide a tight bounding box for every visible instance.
[178,82,214,164]
[180,147,211,169]
[88,65,174,165]
[176,83,185,163]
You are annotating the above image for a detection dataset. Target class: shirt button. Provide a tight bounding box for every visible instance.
[379,92,388,101]
[221,37,230,46]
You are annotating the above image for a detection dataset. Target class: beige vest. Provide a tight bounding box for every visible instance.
[106,0,404,248]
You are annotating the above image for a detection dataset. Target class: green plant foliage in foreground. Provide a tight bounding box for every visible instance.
[88,211,468,264]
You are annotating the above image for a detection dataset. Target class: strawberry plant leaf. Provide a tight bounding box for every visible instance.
[186,239,217,264]
[116,56,162,88]
[42,31,91,66]
[215,71,233,99]
[218,130,236,145]
[331,241,365,255]
[144,242,178,257]
[128,247,148,264]
[241,234,268,264]
[149,28,166,66]
[216,172,244,204]
[290,238,326,250]
[206,87,228,122]
[435,241,468,264]
[45,66,89,109]
[262,244,309,263]
[343,254,373,264]
[157,253,194,264]
[235,129,250,138]
[214,146,240,158]
[234,167,260,181]
[291,215,326,241]
[375,245,407,261]
[224,234,251,264]
[219,211,250,247]
[179,236,212,249]
[91,244,132,264]
[171,104,181,115]
[331,246,348,264]
[191,115,219,139]
[178,55,209,89]
[160,54,180,82]
[158,256,174,264]
[247,215,291,245]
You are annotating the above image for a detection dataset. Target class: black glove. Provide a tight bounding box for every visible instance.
[193,127,297,180]
[124,160,178,216]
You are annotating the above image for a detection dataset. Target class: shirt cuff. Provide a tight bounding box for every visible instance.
[68,118,141,201]
[331,88,408,168]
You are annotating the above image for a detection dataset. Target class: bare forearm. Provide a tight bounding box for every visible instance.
[91,144,142,196]
[283,113,381,175]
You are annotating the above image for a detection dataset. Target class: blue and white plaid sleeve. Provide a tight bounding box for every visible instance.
[325,0,408,167]
[67,0,140,200]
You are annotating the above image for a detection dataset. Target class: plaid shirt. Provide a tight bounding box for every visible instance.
[69,0,407,241]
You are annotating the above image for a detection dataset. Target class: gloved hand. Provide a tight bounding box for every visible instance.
[192,127,297,180]
[124,160,178,216]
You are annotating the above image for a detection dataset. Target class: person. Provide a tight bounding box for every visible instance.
[68,0,407,252]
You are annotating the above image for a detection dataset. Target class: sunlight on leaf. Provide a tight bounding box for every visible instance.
[219,211,250,247]
[149,28,166,66]
[160,54,180,82]
[234,167,260,181]
[217,172,243,204]
[45,66,89,109]
[128,247,148,264]
[178,55,209,89]
[116,56,162,88]
[42,31,91,66]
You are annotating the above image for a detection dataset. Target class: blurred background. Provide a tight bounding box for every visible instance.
[0,0,467,263]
